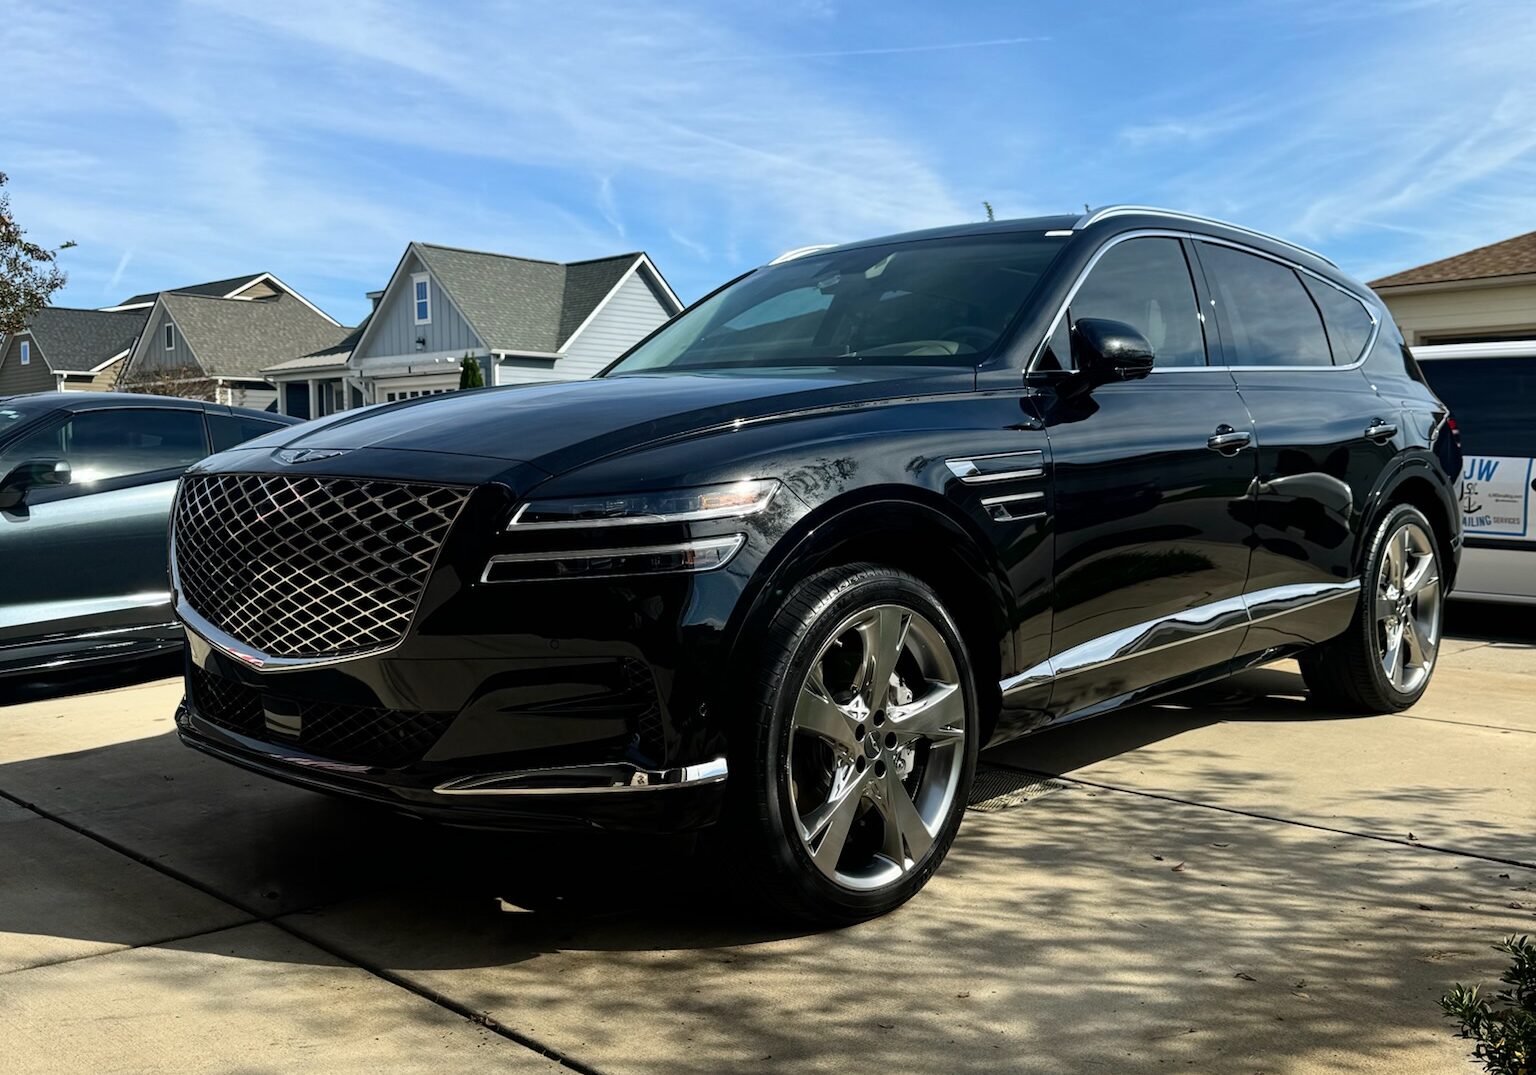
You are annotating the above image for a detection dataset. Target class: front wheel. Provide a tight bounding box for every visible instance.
[730,564,978,925]
[1301,504,1444,712]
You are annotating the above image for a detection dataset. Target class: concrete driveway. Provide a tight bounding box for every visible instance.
[2,607,1532,1074]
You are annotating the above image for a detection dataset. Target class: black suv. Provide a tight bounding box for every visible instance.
[170,207,1460,923]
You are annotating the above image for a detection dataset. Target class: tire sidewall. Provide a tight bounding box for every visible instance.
[755,567,979,921]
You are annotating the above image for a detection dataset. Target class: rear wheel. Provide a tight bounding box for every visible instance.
[731,564,978,925]
[1301,504,1443,712]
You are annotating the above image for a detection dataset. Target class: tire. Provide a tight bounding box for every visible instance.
[1300,504,1445,713]
[727,563,979,925]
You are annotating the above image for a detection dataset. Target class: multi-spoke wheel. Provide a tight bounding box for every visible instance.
[731,564,977,924]
[1302,504,1445,713]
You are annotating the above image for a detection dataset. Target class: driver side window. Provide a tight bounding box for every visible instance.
[1059,237,1209,369]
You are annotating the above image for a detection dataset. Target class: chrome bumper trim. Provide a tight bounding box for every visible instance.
[433,757,729,796]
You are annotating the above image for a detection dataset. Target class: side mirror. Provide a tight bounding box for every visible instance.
[1072,318,1156,385]
[0,458,71,510]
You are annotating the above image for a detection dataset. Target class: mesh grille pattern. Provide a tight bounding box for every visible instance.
[188,666,453,768]
[174,473,469,659]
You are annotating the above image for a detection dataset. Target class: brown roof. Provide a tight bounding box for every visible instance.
[1370,229,1536,289]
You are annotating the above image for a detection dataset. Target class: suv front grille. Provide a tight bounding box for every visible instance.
[188,666,453,769]
[173,473,469,659]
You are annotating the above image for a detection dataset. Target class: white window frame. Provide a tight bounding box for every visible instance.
[164,323,175,350]
[411,272,431,325]
[19,340,29,365]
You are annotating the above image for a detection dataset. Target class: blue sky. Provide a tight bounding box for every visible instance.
[4,0,1535,326]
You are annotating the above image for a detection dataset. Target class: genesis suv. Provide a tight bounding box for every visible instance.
[170,207,1460,923]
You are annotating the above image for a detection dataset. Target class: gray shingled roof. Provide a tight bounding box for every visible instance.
[412,245,652,353]
[165,293,350,379]
[25,307,149,372]
[261,317,368,375]
[117,273,270,308]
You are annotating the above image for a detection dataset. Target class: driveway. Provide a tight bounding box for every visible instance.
[2,608,1532,1074]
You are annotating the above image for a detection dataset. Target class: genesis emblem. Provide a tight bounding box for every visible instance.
[275,448,348,465]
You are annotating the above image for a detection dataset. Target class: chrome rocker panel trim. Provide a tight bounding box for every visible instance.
[1001,579,1361,694]
[434,757,730,796]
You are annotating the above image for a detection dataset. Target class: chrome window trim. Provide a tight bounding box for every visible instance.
[480,534,746,583]
[434,756,729,796]
[1029,229,1380,374]
[1074,205,1337,267]
[999,578,1361,694]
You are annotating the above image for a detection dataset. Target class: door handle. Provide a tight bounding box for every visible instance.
[1365,419,1398,443]
[1207,425,1252,454]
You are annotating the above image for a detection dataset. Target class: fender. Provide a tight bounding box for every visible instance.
[1355,448,1462,586]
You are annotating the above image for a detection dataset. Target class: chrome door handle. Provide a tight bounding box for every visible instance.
[1207,425,1252,454]
[1365,419,1398,443]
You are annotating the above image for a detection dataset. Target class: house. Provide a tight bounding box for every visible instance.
[0,307,149,396]
[119,278,348,411]
[1371,229,1536,345]
[261,320,368,419]
[296,243,681,411]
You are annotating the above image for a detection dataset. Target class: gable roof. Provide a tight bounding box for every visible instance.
[21,307,149,373]
[354,243,680,360]
[261,316,369,376]
[112,273,271,309]
[161,293,351,379]
[1371,229,1536,289]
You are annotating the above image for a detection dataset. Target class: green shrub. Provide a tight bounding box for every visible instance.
[458,353,485,390]
[1441,934,1536,1075]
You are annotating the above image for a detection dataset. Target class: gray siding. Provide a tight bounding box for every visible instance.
[354,253,483,362]
[0,334,57,396]
[132,306,203,376]
[494,355,561,385]
[556,270,675,380]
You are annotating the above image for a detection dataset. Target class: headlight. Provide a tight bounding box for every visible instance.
[481,535,745,583]
[508,479,778,530]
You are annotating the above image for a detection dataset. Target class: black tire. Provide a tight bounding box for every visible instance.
[1300,503,1444,713]
[726,563,979,926]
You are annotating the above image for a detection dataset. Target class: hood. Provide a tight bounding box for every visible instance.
[255,367,974,478]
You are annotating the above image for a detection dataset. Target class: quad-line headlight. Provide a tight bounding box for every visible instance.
[507,479,778,530]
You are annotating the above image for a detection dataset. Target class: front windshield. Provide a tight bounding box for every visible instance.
[608,232,1066,374]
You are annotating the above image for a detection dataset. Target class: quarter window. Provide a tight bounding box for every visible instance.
[412,273,431,325]
[1065,237,1208,368]
[1303,277,1375,364]
[0,408,208,485]
[1197,242,1332,367]
[19,341,29,365]
[208,414,285,453]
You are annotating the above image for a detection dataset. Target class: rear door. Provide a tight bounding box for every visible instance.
[1193,240,1386,651]
[0,406,210,647]
[1030,234,1259,717]
[1416,352,1536,601]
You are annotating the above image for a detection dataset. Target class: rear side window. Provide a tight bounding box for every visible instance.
[1068,237,1208,368]
[0,408,208,484]
[208,414,285,452]
[1418,357,1536,458]
[1303,277,1375,364]
[1198,242,1332,367]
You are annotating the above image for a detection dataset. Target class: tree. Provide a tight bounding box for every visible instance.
[0,172,75,335]
[458,352,485,389]
[118,362,217,402]
[982,201,996,222]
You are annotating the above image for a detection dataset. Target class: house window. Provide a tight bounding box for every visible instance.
[412,273,431,325]
[164,323,175,350]
[19,341,29,365]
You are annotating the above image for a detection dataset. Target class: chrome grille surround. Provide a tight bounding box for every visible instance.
[173,473,470,660]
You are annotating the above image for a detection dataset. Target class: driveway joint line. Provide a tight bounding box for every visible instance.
[985,761,1536,871]
[0,784,613,1075]
[0,920,261,978]
[1389,712,1536,735]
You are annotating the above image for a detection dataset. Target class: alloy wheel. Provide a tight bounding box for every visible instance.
[1375,520,1441,695]
[786,603,967,891]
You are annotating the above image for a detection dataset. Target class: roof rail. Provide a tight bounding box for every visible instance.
[1074,205,1337,268]
[768,244,838,265]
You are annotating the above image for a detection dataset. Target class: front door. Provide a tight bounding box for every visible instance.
[1027,234,1259,718]
[0,406,209,650]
